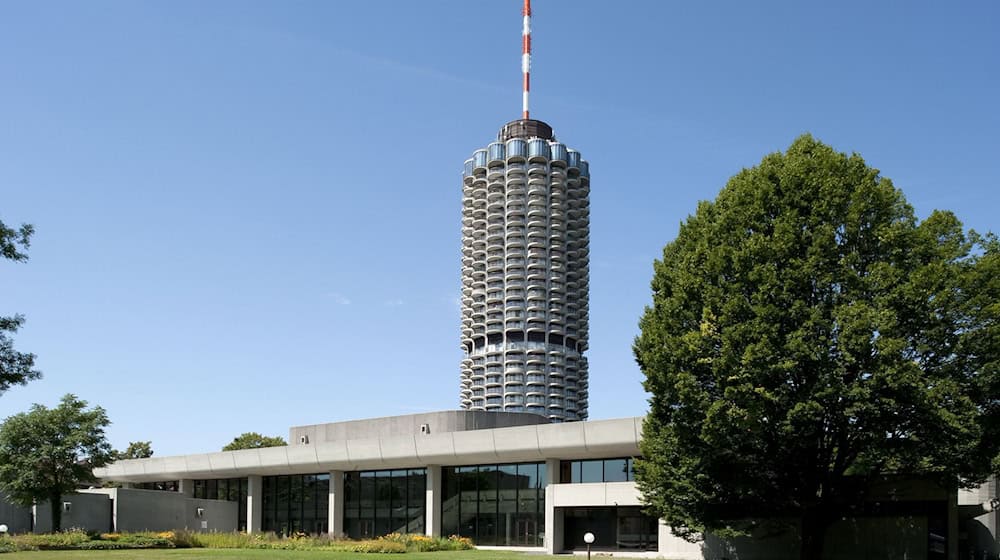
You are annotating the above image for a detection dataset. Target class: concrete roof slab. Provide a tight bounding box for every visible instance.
[232,449,262,471]
[314,440,349,466]
[184,454,213,474]
[413,433,456,464]
[346,438,383,466]
[583,418,640,455]
[206,452,237,473]
[451,430,498,462]
[285,444,319,469]
[537,421,586,456]
[492,425,542,457]
[379,435,418,464]
[256,447,290,471]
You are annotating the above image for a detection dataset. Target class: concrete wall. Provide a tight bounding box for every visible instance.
[289,410,549,445]
[90,488,237,533]
[551,481,641,507]
[0,492,32,534]
[958,477,998,559]
[33,492,111,533]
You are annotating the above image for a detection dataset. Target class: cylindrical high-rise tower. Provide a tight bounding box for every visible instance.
[459,119,590,422]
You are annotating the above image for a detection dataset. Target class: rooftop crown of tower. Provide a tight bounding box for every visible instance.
[498,119,554,142]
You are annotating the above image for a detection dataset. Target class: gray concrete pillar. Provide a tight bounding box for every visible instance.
[178,479,195,498]
[544,458,561,554]
[247,475,263,534]
[425,465,442,537]
[328,471,344,538]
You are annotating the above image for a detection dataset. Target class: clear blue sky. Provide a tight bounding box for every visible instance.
[2,1,997,457]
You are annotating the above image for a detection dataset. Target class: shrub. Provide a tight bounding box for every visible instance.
[11,529,91,550]
[351,539,407,553]
[79,541,133,550]
[0,537,20,554]
[446,534,474,550]
[165,529,197,548]
[114,534,173,548]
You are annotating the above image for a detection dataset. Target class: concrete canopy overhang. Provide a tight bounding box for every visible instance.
[96,416,643,483]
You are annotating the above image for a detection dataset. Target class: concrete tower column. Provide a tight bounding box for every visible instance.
[247,475,263,534]
[178,479,195,498]
[328,471,344,538]
[425,465,442,537]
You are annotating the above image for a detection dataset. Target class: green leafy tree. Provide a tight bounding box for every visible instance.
[117,440,153,460]
[1,219,40,395]
[633,135,1000,559]
[222,432,287,451]
[0,394,115,532]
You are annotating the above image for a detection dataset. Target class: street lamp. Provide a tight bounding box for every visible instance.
[583,531,595,560]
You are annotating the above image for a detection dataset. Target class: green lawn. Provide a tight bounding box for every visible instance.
[1,550,536,560]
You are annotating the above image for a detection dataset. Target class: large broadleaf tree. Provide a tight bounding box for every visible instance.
[634,135,1000,559]
[0,394,114,532]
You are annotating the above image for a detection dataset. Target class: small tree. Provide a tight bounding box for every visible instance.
[117,441,153,460]
[1,219,40,395]
[0,394,114,532]
[222,432,287,451]
[634,135,1000,559]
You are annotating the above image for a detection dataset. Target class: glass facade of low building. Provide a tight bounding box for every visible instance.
[344,469,427,539]
[136,481,178,492]
[559,457,636,483]
[441,462,546,546]
[563,506,658,551]
[261,474,330,536]
[193,478,248,530]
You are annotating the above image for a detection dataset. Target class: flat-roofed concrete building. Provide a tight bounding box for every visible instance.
[85,410,989,558]
[95,411,669,554]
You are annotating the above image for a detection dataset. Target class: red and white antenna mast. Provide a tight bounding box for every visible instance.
[521,0,532,119]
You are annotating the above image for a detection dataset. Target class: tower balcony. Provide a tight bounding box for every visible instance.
[526,218,546,231]
[526,372,546,385]
[505,208,526,221]
[527,139,550,162]
[549,143,568,165]
[487,142,505,165]
[507,166,526,179]
[526,205,546,219]
[504,138,527,161]
[473,149,488,170]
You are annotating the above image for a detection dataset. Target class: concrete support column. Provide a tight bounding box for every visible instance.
[544,458,562,554]
[425,465,442,537]
[247,475,263,534]
[328,471,344,538]
[178,479,195,498]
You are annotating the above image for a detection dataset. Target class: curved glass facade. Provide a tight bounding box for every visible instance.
[441,462,546,546]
